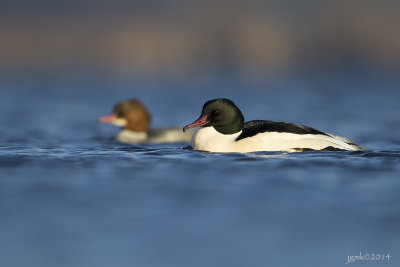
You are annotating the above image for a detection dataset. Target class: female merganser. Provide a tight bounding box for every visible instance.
[183,98,366,153]
[99,99,193,144]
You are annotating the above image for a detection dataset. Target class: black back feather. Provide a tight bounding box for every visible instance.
[236,120,328,141]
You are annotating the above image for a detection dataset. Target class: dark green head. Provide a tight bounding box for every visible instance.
[183,98,244,134]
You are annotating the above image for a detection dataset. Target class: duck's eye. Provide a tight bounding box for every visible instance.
[213,109,221,116]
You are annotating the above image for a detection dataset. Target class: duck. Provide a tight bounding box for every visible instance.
[183,98,366,153]
[99,99,194,144]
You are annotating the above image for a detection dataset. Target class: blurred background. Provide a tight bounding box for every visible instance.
[1,0,399,148]
[1,0,399,83]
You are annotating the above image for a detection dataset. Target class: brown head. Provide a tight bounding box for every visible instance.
[99,99,151,132]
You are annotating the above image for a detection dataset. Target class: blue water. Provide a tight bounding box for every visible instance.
[1,75,400,267]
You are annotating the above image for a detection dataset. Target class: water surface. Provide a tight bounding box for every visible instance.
[1,76,400,266]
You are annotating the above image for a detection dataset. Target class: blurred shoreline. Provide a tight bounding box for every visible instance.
[1,1,400,80]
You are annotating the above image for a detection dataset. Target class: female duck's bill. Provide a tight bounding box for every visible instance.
[99,99,194,144]
[183,98,366,153]
[99,113,128,127]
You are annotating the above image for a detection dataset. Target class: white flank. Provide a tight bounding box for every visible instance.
[117,127,194,144]
[148,127,194,143]
[191,127,365,153]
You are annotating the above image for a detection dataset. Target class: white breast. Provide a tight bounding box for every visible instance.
[191,127,241,152]
[117,129,148,144]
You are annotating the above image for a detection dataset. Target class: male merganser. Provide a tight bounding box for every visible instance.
[183,98,366,153]
[99,99,193,144]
